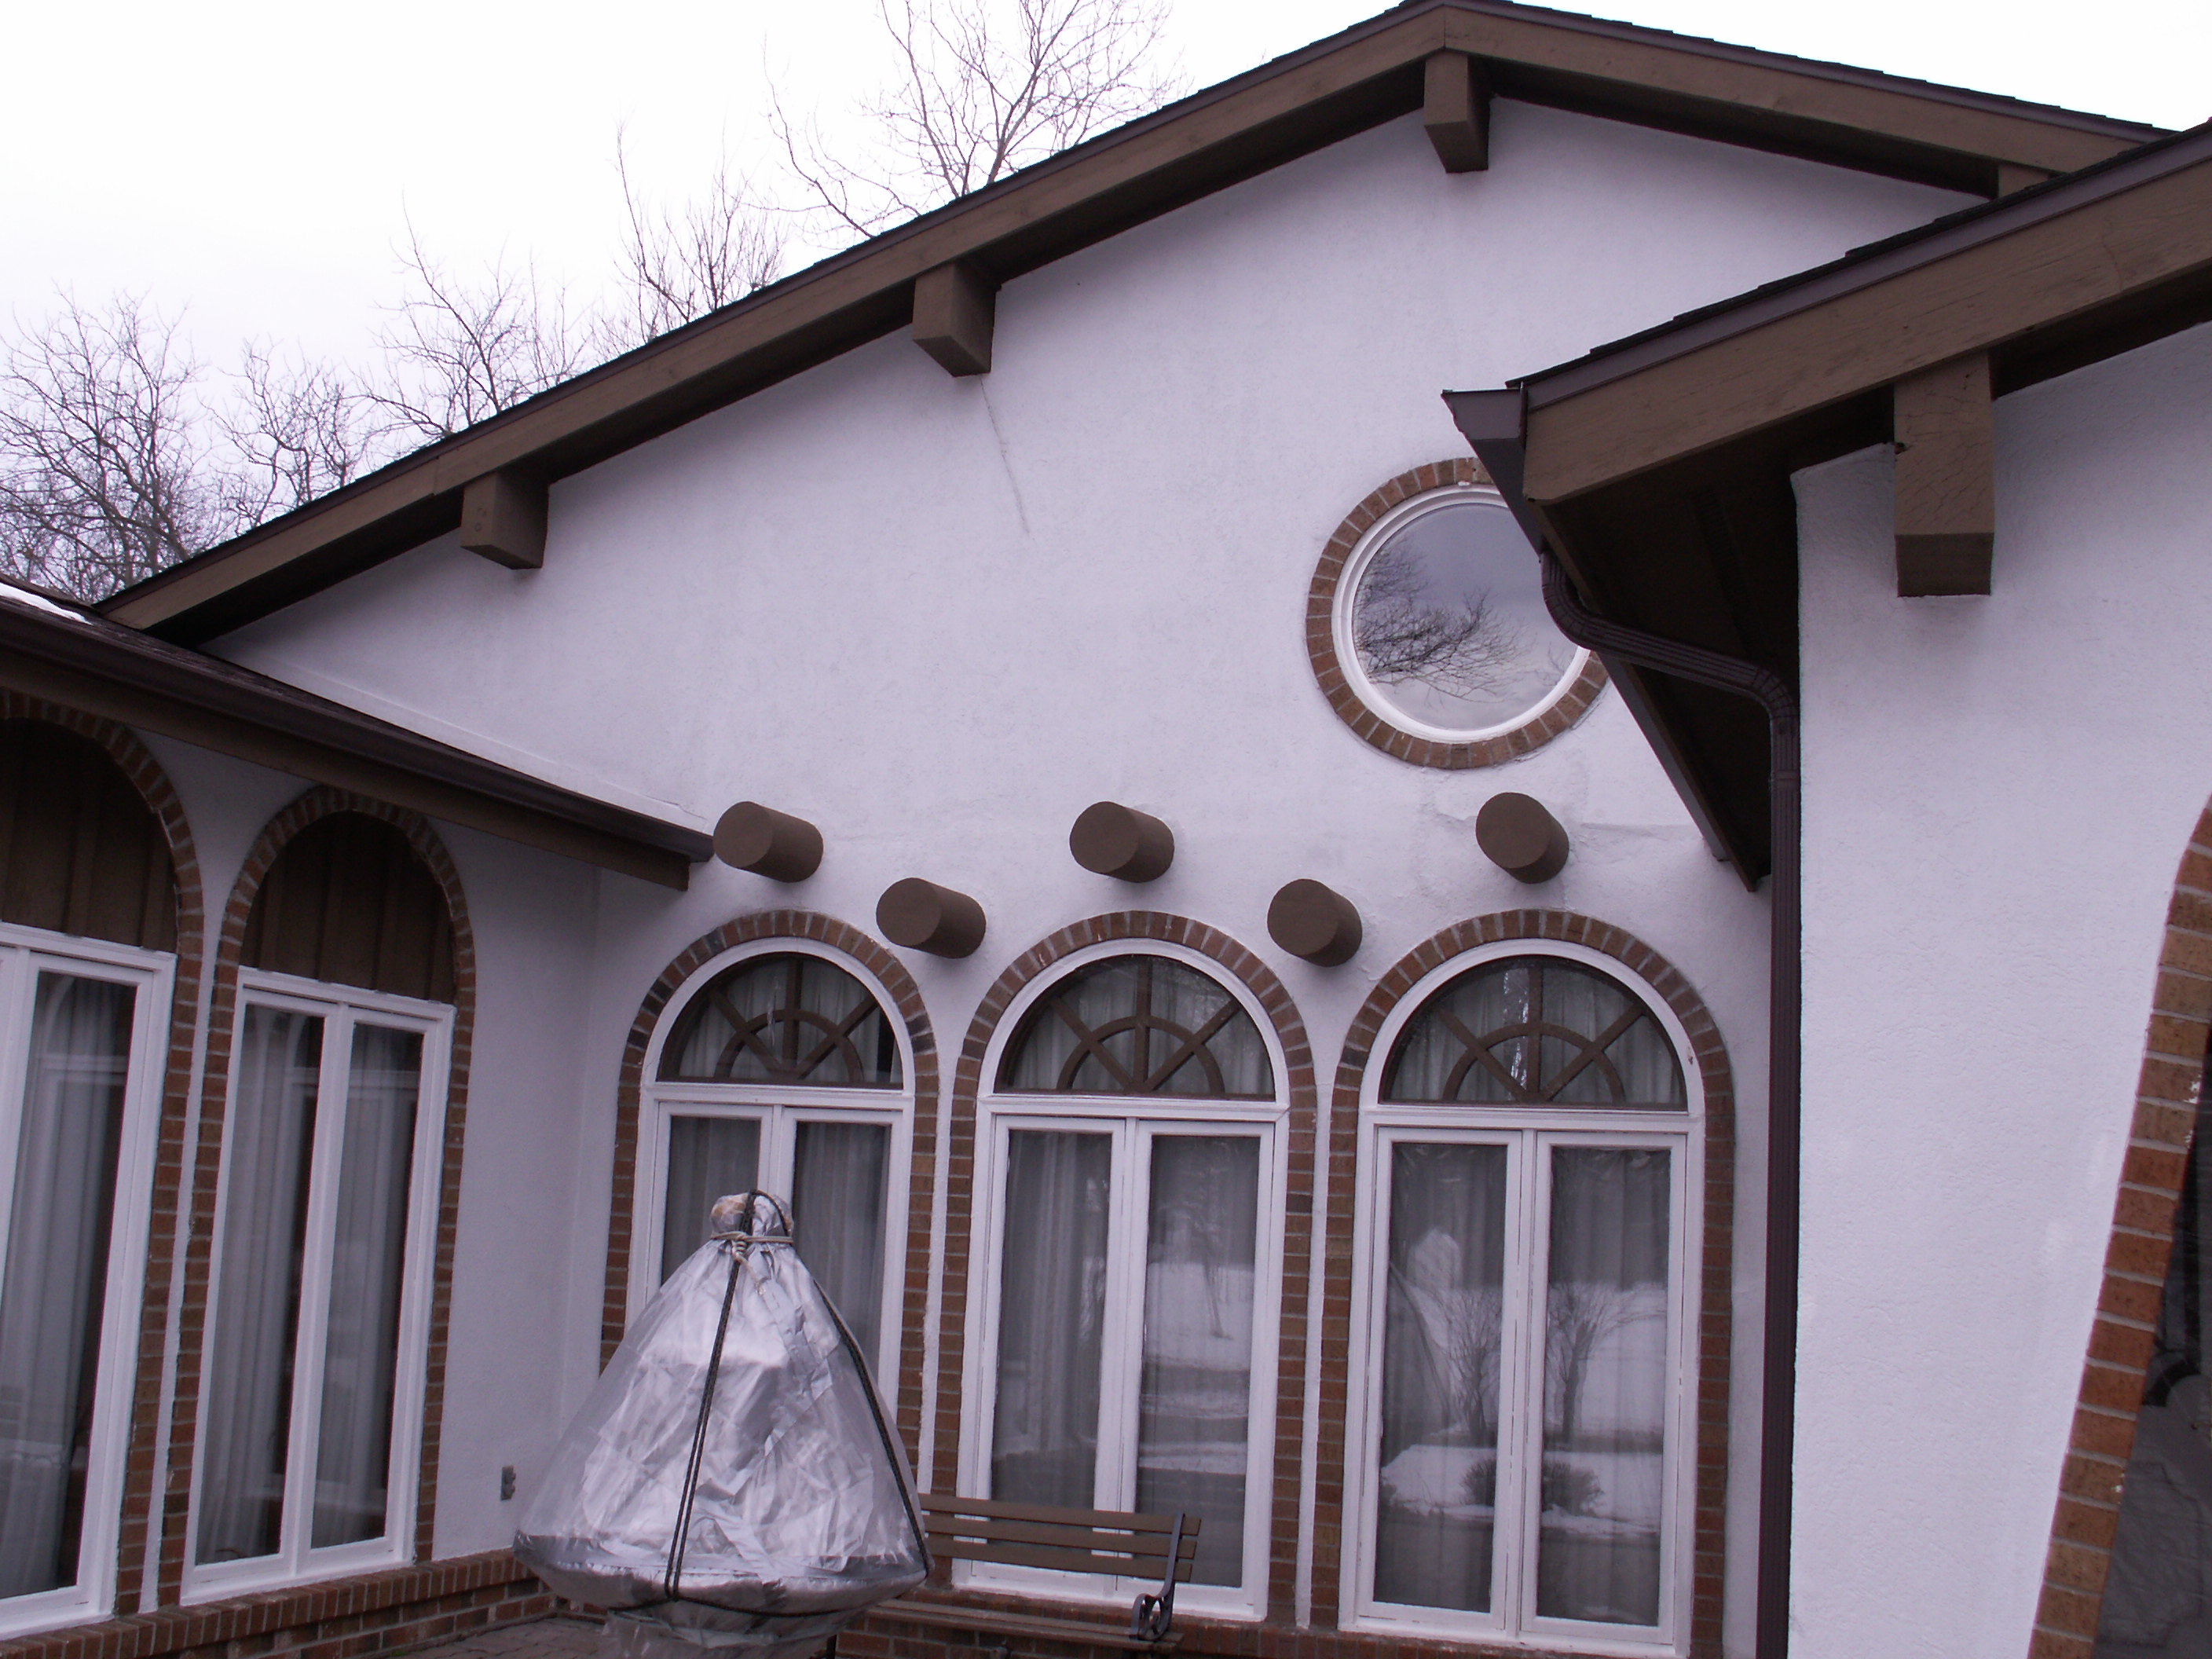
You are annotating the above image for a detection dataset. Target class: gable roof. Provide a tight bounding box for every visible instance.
[1448,119,2212,882]
[102,0,2161,644]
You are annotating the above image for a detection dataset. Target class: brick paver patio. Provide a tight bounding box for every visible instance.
[406,1617,604,1659]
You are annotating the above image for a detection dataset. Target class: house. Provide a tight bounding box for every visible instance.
[2,5,2207,1659]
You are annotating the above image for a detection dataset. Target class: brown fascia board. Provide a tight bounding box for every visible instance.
[101,0,2161,644]
[0,595,709,888]
[1514,123,2212,503]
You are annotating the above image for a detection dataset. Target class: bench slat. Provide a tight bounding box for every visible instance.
[917,1492,1197,1536]
[926,1538,1175,1577]
[925,1514,1191,1560]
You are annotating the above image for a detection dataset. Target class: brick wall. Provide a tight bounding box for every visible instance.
[0,1554,550,1659]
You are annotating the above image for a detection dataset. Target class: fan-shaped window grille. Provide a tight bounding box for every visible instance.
[659,953,901,1086]
[998,954,1272,1098]
[1383,955,1683,1107]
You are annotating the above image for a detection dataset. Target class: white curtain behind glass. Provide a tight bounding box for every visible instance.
[991,1130,1111,1508]
[1137,1136,1257,1584]
[1538,1147,1670,1627]
[198,1006,322,1565]
[661,1117,762,1281]
[0,972,134,1599]
[792,1122,889,1368]
[1375,1141,1508,1613]
[312,1025,422,1549]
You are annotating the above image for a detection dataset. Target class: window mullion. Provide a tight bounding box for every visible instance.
[1097,1118,1146,1514]
[283,1004,353,1569]
[1501,1127,1548,1636]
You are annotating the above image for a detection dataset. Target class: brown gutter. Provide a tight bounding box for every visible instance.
[101,0,2158,645]
[1451,388,1802,1656]
[0,594,709,888]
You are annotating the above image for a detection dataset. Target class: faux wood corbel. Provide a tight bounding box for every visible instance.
[1423,51,1490,174]
[913,261,998,377]
[460,470,548,569]
[1893,351,1994,596]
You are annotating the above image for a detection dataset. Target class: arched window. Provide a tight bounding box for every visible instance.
[190,812,456,1599]
[639,947,912,1376]
[969,947,1288,1615]
[1347,947,1701,1650]
[0,720,174,1635]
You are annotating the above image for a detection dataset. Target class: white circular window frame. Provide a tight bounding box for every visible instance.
[1329,483,1593,747]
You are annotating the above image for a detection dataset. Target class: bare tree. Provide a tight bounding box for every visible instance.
[595,134,786,355]
[1544,1281,1661,1448]
[222,342,379,526]
[777,0,1182,239]
[367,224,586,445]
[0,292,233,602]
[1354,554,1529,701]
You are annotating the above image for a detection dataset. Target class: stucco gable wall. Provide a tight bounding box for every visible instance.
[1794,320,2212,1657]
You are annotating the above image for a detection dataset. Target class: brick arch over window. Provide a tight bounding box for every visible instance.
[160,788,472,1600]
[603,913,940,1461]
[1309,910,1736,1651]
[932,914,1318,1622]
[2026,814,2212,1659]
[0,692,205,1613]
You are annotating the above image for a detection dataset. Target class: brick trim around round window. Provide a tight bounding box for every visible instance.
[1308,910,1735,1654]
[1306,458,1608,769]
[159,788,475,1600]
[601,913,941,1467]
[928,913,1318,1623]
[1,694,207,1615]
[2024,809,2212,1659]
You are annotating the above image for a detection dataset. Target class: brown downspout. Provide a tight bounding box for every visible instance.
[1445,389,1802,1659]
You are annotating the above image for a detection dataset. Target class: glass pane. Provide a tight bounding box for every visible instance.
[999,957,1271,1098]
[661,1116,762,1280]
[1538,1147,1672,1627]
[1137,1137,1258,1587]
[792,1121,890,1368]
[311,1025,422,1549]
[0,972,134,1599]
[2096,1063,2212,1656]
[660,955,900,1086]
[198,1005,323,1565]
[1383,958,1684,1108]
[1350,497,1577,734]
[1375,1141,1508,1613]
[991,1130,1111,1507]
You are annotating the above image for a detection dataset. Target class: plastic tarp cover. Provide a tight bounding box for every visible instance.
[516,1195,927,1659]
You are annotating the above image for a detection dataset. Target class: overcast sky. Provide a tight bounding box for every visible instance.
[4,0,2203,377]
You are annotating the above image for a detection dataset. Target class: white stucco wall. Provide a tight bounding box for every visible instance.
[119,737,610,1569]
[189,99,1988,1650]
[1794,321,2212,1657]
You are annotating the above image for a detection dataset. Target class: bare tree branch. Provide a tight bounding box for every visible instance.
[594,131,786,357]
[775,0,1183,240]
[0,291,233,602]
[221,342,379,526]
[366,222,586,445]
[1354,555,1529,699]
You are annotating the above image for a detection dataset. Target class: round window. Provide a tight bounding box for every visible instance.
[1333,486,1587,742]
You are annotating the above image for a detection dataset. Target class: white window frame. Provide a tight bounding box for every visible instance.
[960,939,1290,1622]
[1330,482,1594,745]
[183,969,452,1602]
[0,921,172,1638]
[632,940,916,1382]
[1340,939,1704,1658]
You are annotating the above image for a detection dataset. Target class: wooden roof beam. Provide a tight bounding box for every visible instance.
[1425,50,1490,172]
[1893,352,1994,596]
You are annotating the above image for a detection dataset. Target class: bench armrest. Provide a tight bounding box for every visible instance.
[1126,1512,1188,1643]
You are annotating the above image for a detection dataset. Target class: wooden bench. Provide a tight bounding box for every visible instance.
[876,1492,1201,1652]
